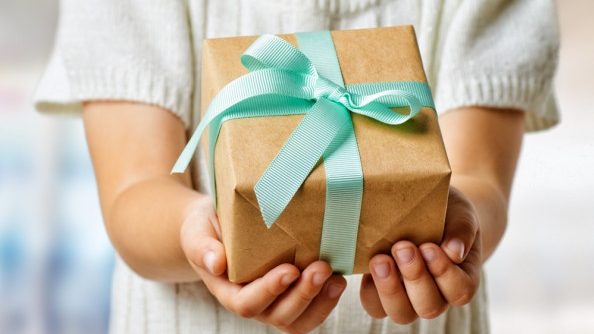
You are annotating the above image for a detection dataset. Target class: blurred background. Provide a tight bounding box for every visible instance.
[0,0,592,333]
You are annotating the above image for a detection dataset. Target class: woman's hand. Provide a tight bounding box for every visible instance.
[180,196,347,333]
[359,187,481,323]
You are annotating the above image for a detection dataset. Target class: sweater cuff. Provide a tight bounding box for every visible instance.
[34,48,191,128]
[435,74,560,132]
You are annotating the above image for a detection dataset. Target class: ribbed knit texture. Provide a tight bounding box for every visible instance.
[34,0,560,333]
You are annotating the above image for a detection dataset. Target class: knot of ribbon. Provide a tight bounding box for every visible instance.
[172,31,435,274]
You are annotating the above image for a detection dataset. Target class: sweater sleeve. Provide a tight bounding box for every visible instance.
[34,0,194,127]
[432,0,560,132]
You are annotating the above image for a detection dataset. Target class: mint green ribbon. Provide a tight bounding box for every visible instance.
[172,31,435,274]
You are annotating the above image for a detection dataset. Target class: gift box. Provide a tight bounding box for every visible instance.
[174,26,451,283]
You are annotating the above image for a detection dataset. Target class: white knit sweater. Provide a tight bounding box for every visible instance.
[35,1,560,333]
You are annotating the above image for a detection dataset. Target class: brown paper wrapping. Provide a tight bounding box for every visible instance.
[200,26,451,283]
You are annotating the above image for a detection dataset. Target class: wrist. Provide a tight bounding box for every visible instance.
[106,176,205,282]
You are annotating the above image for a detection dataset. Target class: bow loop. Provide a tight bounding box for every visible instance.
[241,35,318,77]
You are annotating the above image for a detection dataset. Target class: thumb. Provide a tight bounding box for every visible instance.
[180,201,227,277]
[441,187,479,264]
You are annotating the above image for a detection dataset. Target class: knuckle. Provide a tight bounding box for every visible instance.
[265,279,285,297]
[389,312,418,325]
[451,293,473,306]
[232,300,257,318]
[361,296,388,319]
[376,280,406,298]
[428,257,450,278]
[367,310,387,320]
[401,263,425,282]
[380,286,405,300]
[278,325,305,334]
[451,285,477,306]
[418,305,446,319]
[236,307,257,319]
[294,287,317,304]
[270,317,292,329]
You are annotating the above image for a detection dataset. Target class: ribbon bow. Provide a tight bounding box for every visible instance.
[172,31,434,274]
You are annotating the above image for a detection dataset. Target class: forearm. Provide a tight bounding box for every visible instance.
[83,101,201,282]
[440,106,524,262]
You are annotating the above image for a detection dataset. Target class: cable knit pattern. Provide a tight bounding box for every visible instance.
[34,1,559,333]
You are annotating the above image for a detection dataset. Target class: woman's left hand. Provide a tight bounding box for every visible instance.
[359,187,482,324]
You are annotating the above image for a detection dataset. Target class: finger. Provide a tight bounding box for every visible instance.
[198,263,300,318]
[369,254,417,324]
[392,242,448,319]
[181,209,227,276]
[285,275,347,333]
[442,188,479,264]
[259,261,332,327]
[360,273,387,319]
[420,243,480,306]
[459,228,482,279]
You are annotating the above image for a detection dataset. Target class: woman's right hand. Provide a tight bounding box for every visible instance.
[180,196,347,333]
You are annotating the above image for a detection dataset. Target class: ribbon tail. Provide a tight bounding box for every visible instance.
[254,98,351,228]
[205,97,314,205]
[171,69,316,174]
[171,114,220,174]
[319,111,363,274]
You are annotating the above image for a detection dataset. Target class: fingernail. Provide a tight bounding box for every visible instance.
[373,262,390,278]
[326,283,344,298]
[313,272,327,286]
[447,239,465,260]
[281,272,298,286]
[395,247,414,264]
[420,247,436,262]
[203,251,216,274]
